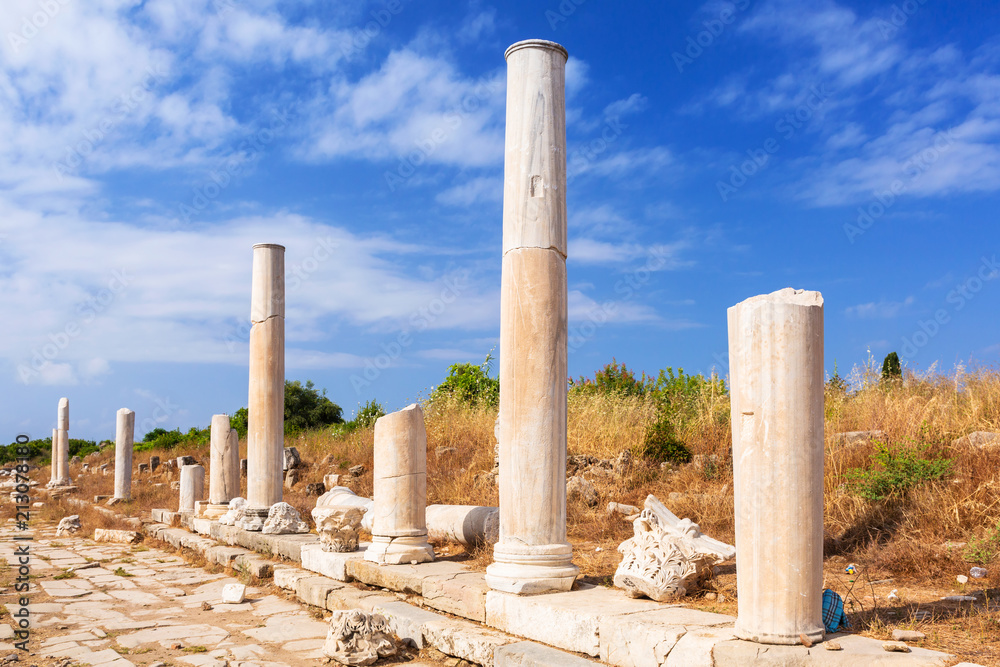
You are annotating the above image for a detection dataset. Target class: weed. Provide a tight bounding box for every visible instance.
[113,567,133,577]
[845,439,953,501]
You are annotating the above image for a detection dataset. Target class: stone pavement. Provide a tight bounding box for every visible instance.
[0,524,448,666]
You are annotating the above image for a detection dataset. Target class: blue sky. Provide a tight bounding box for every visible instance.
[2,0,999,441]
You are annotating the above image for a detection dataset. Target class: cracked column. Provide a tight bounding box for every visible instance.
[112,408,135,501]
[49,428,58,486]
[485,39,579,595]
[179,464,205,515]
[207,414,240,519]
[728,288,825,645]
[240,243,285,531]
[365,404,434,564]
[50,397,72,486]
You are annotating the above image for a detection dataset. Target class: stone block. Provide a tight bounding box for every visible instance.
[371,601,441,648]
[486,584,661,657]
[295,576,343,609]
[347,558,464,597]
[422,571,490,622]
[207,546,248,566]
[273,566,312,591]
[599,606,736,666]
[325,586,396,613]
[221,583,247,604]
[494,641,602,667]
[93,529,142,544]
[713,633,951,666]
[234,554,273,579]
[190,518,213,535]
[301,543,367,582]
[423,619,512,666]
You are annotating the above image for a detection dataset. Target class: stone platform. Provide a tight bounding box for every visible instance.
[142,508,958,667]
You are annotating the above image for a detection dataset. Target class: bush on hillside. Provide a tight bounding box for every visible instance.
[432,355,499,407]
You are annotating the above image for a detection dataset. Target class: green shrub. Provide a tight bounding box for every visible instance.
[284,380,344,433]
[964,522,1000,565]
[432,355,499,407]
[845,439,952,501]
[639,417,692,464]
[570,359,646,397]
[354,399,385,429]
[881,351,902,382]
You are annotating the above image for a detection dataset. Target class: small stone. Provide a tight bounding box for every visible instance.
[566,475,598,507]
[887,589,900,602]
[892,629,925,642]
[169,641,182,650]
[704,592,717,601]
[176,455,196,467]
[324,473,341,488]
[138,463,150,473]
[799,633,813,648]
[348,464,366,477]
[305,482,326,497]
[824,641,842,651]
[942,595,976,602]
[971,567,988,578]
[882,641,910,653]
[606,502,641,516]
[957,574,969,584]
[56,515,81,536]
[201,601,213,611]
[284,468,301,489]
[221,583,246,604]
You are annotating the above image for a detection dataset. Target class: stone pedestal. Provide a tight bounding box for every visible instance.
[113,408,135,501]
[207,414,240,519]
[365,404,434,565]
[179,464,206,515]
[728,288,825,645]
[486,39,578,595]
[241,243,285,531]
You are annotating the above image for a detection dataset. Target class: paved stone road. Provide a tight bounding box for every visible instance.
[1,523,446,666]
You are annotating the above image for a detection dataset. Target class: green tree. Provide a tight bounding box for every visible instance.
[284,380,344,433]
[432,355,500,407]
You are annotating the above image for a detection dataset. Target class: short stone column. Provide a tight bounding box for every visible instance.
[728,288,825,645]
[207,414,240,519]
[485,39,579,594]
[364,404,434,565]
[179,464,206,515]
[241,243,286,531]
[113,408,135,501]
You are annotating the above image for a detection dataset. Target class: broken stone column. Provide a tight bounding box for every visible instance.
[178,464,205,515]
[113,408,135,501]
[486,39,578,595]
[728,288,825,645]
[364,404,434,565]
[207,414,240,519]
[240,243,286,532]
[49,397,72,486]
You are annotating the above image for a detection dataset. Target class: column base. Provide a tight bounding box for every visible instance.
[238,507,269,532]
[734,624,825,646]
[202,503,230,520]
[364,535,434,565]
[486,542,579,594]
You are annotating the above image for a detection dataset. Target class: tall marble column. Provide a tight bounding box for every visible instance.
[113,408,135,501]
[179,464,205,515]
[728,288,825,645]
[485,39,579,595]
[49,428,58,486]
[207,414,240,519]
[240,243,285,531]
[53,397,71,486]
[364,404,434,565]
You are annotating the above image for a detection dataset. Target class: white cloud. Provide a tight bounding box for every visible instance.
[436,176,502,207]
[845,296,915,319]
